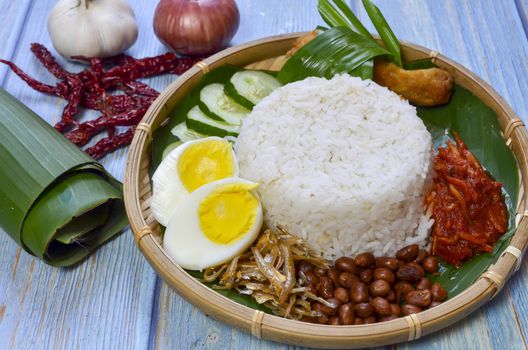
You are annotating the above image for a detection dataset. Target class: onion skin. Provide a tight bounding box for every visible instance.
[154,0,240,56]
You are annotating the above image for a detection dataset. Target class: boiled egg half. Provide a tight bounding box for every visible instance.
[163,177,263,270]
[151,137,239,226]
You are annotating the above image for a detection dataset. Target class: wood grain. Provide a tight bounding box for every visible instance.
[0,0,527,349]
[515,0,528,41]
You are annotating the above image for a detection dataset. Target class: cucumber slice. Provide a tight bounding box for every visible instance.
[186,106,239,137]
[229,71,281,105]
[224,82,255,110]
[161,141,183,160]
[171,122,206,142]
[199,83,250,125]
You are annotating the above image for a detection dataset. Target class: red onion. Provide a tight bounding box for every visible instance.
[153,0,240,56]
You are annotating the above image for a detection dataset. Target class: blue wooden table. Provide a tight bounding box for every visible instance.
[0,1,527,349]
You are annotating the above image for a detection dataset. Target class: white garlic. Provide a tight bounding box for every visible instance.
[47,0,138,60]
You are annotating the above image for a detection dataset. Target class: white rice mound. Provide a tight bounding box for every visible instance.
[234,74,433,259]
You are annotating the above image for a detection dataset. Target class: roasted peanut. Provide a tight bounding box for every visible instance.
[349,281,369,303]
[369,280,391,297]
[390,303,401,316]
[339,272,359,288]
[431,282,448,302]
[396,262,424,283]
[359,268,374,285]
[317,276,334,299]
[396,244,419,262]
[394,281,414,303]
[405,289,432,308]
[336,257,356,273]
[416,277,432,290]
[422,256,439,273]
[300,250,449,326]
[373,267,395,284]
[334,287,350,303]
[375,257,399,270]
[338,303,355,325]
[355,252,375,267]
[371,297,391,316]
[401,304,422,316]
[328,268,341,287]
[354,302,374,318]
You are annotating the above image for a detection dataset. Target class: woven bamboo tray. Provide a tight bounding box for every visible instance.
[124,33,528,348]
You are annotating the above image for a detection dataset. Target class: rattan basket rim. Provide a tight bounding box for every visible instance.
[124,33,528,349]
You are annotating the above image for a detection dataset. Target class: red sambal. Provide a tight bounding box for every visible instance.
[426,133,508,267]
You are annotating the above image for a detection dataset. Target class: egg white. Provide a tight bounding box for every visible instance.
[163,177,263,270]
[151,137,239,226]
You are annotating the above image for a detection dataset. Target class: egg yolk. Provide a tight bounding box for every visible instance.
[198,183,259,244]
[178,140,235,192]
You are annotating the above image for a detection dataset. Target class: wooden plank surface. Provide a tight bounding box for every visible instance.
[0,0,527,349]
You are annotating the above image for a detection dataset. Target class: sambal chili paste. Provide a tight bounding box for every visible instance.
[426,133,508,267]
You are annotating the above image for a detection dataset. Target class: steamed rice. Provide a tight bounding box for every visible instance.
[234,74,433,259]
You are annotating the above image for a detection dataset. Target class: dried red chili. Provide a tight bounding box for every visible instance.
[55,75,83,132]
[1,43,202,158]
[0,59,66,96]
[31,43,73,80]
[86,127,135,159]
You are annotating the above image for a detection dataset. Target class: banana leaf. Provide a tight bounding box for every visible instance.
[361,0,402,66]
[0,88,127,266]
[318,0,374,40]
[277,27,391,83]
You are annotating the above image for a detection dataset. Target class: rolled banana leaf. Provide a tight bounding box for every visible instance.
[0,88,128,266]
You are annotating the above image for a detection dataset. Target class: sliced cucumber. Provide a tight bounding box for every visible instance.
[186,105,239,137]
[199,83,250,125]
[171,122,206,142]
[161,141,183,160]
[224,82,254,110]
[229,71,281,105]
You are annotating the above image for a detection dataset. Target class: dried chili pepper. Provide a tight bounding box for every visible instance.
[0,59,66,96]
[66,104,150,146]
[30,43,73,80]
[86,127,135,159]
[55,75,83,132]
[120,81,159,97]
[1,43,200,158]
[101,53,202,88]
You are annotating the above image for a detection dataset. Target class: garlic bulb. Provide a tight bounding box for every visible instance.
[47,0,138,59]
